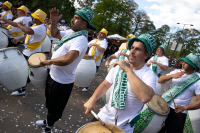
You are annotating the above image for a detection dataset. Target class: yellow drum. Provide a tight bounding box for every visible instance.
[76,122,124,133]
[28,53,48,87]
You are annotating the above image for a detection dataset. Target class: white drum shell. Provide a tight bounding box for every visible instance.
[75,59,96,87]
[0,27,8,49]
[41,36,51,53]
[0,48,28,90]
[139,104,167,133]
[107,59,118,72]
[29,67,47,87]
[155,76,162,96]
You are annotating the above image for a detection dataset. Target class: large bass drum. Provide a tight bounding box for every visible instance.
[75,55,96,87]
[133,94,169,133]
[0,27,8,48]
[41,36,51,53]
[76,122,125,133]
[28,53,47,87]
[0,47,28,90]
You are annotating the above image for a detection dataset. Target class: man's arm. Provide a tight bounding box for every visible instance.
[40,50,79,66]
[0,18,18,27]
[149,60,168,71]
[95,44,106,53]
[158,71,185,83]
[175,95,200,113]
[50,22,62,39]
[105,54,117,69]
[84,80,112,116]
[11,35,27,44]
[17,22,34,35]
[145,63,151,67]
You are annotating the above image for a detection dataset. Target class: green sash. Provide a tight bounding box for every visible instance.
[53,30,88,51]
[152,55,162,77]
[162,72,200,103]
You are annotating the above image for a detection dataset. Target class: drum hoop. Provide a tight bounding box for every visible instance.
[0,26,8,31]
[0,47,18,52]
[146,94,170,116]
[27,52,47,68]
[75,121,125,133]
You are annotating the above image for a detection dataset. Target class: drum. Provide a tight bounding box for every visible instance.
[0,47,28,90]
[184,96,200,133]
[107,59,118,72]
[103,84,113,104]
[41,36,51,53]
[75,55,96,87]
[133,94,169,133]
[0,27,8,48]
[155,76,162,96]
[28,53,47,87]
[76,122,125,133]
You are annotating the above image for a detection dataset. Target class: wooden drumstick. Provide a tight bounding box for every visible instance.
[2,31,10,38]
[170,92,176,107]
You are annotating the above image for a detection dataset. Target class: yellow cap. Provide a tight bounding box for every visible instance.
[31,9,47,23]
[126,34,134,39]
[99,28,108,37]
[2,1,12,9]
[17,5,28,15]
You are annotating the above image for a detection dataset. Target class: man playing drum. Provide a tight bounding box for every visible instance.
[146,45,168,77]
[11,9,47,95]
[84,34,157,133]
[35,7,94,133]
[157,53,200,133]
[0,1,13,27]
[0,5,29,47]
[82,28,108,92]
[104,34,134,69]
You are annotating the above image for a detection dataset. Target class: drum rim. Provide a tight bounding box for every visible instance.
[0,47,18,52]
[146,94,170,116]
[0,26,8,31]
[75,121,125,133]
[27,52,47,68]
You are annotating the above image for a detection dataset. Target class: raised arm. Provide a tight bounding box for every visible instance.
[0,18,18,27]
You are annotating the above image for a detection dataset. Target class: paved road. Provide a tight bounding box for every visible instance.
[0,51,175,133]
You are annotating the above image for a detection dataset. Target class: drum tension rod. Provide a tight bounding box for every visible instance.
[16,49,21,55]
[3,50,7,59]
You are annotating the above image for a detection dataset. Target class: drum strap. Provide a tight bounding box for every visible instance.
[162,72,200,103]
[7,17,24,37]
[152,55,162,77]
[2,11,13,18]
[90,39,98,56]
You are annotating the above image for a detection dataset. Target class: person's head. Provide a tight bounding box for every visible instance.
[72,7,94,32]
[128,34,157,65]
[126,34,134,39]
[156,44,166,56]
[16,5,28,17]
[98,28,108,40]
[181,53,200,72]
[31,9,47,24]
[27,11,31,16]
[2,1,12,10]
[61,20,65,26]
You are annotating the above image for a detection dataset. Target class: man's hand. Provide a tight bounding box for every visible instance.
[172,71,185,79]
[49,7,63,24]
[105,61,109,69]
[40,60,52,67]
[175,105,186,113]
[149,60,156,64]
[113,60,130,73]
[11,39,19,44]
[84,100,96,116]
[118,52,127,56]
[90,43,96,47]
[0,17,5,21]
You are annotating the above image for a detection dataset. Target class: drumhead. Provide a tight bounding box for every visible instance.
[28,53,47,67]
[147,94,169,115]
[82,54,94,60]
[76,122,124,133]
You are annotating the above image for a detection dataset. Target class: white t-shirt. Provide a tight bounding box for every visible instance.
[166,69,200,113]
[8,16,29,39]
[23,24,46,57]
[27,16,32,26]
[0,10,13,23]
[98,65,156,132]
[60,29,74,37]
[88,39,108,66]
[50,30,88,84]
[114,48,130,61]
[59,25,68,31]
[119,43,127,50]
[148,55,169,75]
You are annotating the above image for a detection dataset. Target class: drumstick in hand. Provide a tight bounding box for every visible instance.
[170,92,176,107]
[38,56,47,70]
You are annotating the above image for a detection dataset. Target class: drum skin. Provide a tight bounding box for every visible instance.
[76,122,125,133]
[75,55,96,87]
[155,76,162,96]
[41,36,51,53]
[0,27,8,49]
[107,59,118,72]
[0,48,28,90]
